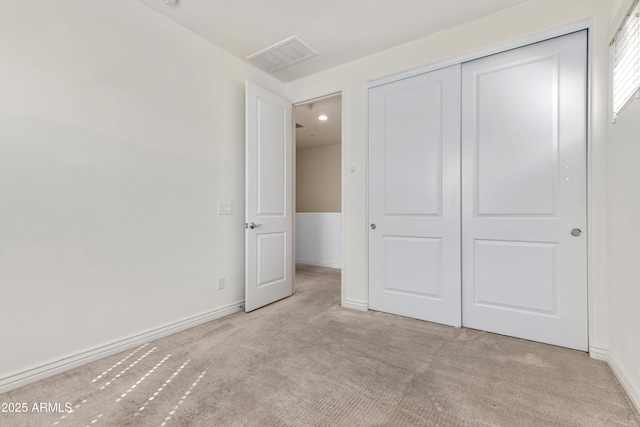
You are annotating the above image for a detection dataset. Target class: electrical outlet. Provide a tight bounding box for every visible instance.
[217,275,225,290]
[217,201,233,215]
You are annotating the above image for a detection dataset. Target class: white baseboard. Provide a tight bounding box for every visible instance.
[608,350,640,415]
[343,298,368,311]
[0,301,244,394]
[296,258,342,269]
[589,345,608,361]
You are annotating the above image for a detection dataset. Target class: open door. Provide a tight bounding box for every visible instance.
[245,81,293,312]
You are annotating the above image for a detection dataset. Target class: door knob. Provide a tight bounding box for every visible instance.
[370,223,376,230]
[571,228,582,237]
[246,222,262,229]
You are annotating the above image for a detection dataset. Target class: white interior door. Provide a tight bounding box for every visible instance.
[245,81,293,312]
[368,65,462,326]
[461,31,588,350]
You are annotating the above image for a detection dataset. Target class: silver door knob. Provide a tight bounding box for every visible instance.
[246,222,262,229]
[370,223,376,230]
[571,228,582,237]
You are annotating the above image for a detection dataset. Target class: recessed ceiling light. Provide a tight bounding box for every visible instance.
[318,115,328,121]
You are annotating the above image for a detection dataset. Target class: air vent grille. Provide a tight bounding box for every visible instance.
[248,36,317,73]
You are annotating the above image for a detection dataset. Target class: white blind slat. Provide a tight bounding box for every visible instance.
[612,0,640,121]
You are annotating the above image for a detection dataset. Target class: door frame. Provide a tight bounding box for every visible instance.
[365,19,605,357]
[291,88,346,306]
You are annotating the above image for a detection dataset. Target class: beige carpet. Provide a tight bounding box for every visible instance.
[2,264,639,427]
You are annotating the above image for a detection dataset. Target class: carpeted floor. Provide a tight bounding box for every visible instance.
[2,264,639,427]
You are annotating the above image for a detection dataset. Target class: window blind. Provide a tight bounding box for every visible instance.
[613,0,640,122]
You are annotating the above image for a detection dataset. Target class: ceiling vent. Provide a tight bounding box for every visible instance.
[247,36,317,73]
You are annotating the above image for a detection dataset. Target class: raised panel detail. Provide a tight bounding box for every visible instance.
[258,98,286,216]
[474,240,556,314]
[384,82,442,216]
[384,236,442,299]
[257,232,286,288]
[475,56,559,216]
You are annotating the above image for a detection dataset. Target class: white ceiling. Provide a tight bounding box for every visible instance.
[295,94,342,150]
[136,0,529,82]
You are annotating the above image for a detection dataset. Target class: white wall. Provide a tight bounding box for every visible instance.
[0,0,283,392]
[295,213,342,268]
[284,0,612,347]
[608,100,640,412]
[607,2,640,409]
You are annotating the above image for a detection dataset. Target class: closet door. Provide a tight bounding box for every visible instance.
[461,31,588,350]
[368,65,461,326]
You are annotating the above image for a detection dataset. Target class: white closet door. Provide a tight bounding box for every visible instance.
[461,31,588,350]
[369,65,461,326]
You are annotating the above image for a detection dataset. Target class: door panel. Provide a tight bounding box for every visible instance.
[473,240,557,313]
[369,65,461,327]
[257,99,286,216]
[245,81,293,312]
[461,31,588,351]
[475,55,558,216]
[383,83,443,216]
[257,233,286,287]
[384,236,442,297]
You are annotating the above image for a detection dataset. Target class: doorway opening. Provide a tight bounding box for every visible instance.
[293,94,342,275]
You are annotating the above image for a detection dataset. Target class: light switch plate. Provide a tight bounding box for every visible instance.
[217,201,233,215]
